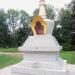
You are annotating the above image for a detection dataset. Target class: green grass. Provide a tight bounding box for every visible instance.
[0,54,22,69]
[0,51,75,69]
[60,51,75,64]
[0,48,18,52]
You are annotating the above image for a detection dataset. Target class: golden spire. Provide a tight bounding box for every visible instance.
[39,0,46,19]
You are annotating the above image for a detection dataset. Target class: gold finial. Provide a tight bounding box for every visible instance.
[39,0,45,5]
[40,0,45,2]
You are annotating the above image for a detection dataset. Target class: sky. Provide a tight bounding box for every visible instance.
[0,0,72,15]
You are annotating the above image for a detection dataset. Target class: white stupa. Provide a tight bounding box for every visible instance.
[11,0,67,75]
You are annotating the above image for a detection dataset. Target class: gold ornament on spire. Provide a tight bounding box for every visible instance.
[40,0,45,2]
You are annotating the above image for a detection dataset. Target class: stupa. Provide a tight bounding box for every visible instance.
[11,0,67,75]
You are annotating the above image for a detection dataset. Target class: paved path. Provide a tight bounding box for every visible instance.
[67,64,75,75]
[0,66,12,75]
[0,64,75,75]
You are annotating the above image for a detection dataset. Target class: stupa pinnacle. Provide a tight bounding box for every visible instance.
[39,0,46,18]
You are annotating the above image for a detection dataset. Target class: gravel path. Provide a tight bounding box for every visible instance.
[0,64,75,75]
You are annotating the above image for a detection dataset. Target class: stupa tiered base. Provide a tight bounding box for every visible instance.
[11,35,67,75]
[12,54,67,75]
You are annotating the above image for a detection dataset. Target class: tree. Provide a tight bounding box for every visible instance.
[6,9,19,32]
[71,0,75,50]
[33,9,39,16]
[53,5,72,51]
[0,9,9,47]
[19,10,30,28]
[14,27,29,47]
[46,5,55,19]
[0,9,33,48]
[33,5,55,20]
[15,10,33,47]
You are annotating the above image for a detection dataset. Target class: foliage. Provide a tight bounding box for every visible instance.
[0,9,9,48]
[19,10,30,28]
[33,9,39,16]
[6,9,19,32]
[0,9,32,48]
[33,4,55,20]
[14,27,32,47]
[45,5,55,19]
[53,4,72,51]
[0,3,72,51]
[59,8,71,51]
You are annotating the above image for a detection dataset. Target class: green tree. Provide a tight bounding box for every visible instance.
[46,5,55,19]
[14,27,29,47]
[53,5,71,51]
[33,5,55,20]
[33,9,39,16]
[0,9,33,48]
[19,10,30,28]
[6,9,19,32]
[15,10,33,47]
[0,9,9,47]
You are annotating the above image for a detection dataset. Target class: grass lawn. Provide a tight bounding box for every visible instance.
[0,51,75,69]
[0,48,18,52]
[0,54,22,69]
[60,51,75,64]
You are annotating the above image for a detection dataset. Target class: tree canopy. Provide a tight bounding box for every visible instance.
[33,5,55,20]
[53,4,72,51]
[0,3,72,51]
